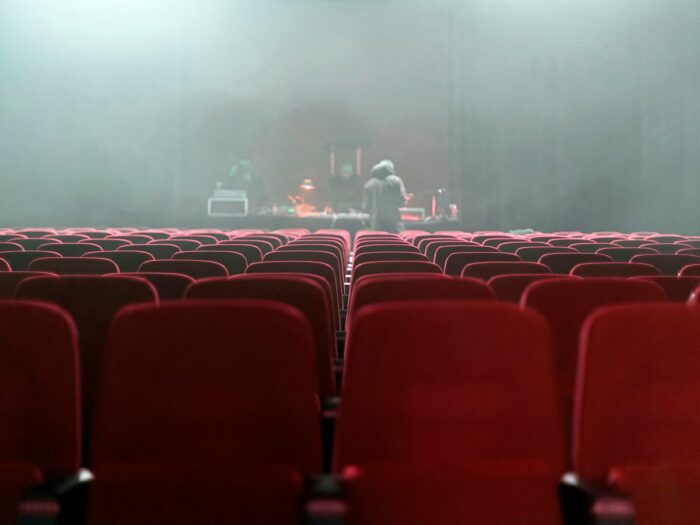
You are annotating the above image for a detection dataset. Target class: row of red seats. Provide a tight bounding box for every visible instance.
[3,297,700,523]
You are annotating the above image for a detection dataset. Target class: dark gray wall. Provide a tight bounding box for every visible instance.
[452,0,700,233]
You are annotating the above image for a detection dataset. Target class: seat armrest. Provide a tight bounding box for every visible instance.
[21,469,94,524]
[560,473,634,525]
[305,475,346,525]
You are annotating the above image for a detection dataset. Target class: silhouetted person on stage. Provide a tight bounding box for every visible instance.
[329,163,361,212]
[222,158,267,211]
[363,159,407,233]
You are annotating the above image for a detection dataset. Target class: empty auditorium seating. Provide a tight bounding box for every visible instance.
[680,263,700,276]
[632,276,700,302]
[264,250,342,287]
[173,250,247,275]
[630,254,700,275]
[353,251,428,266]
[247,261,341,313]
[521,278,666,450]
[83,250,154,272]
[538,252,613,274]
[353,261,441,281]
[354,243,419,256]
[139,259,228,279]
[611,239,652,248]
[86,301,320,525]
[107,234,154,244]
[444,252,518,276]
[0,271,56,298]
[0,250,60,270]
[434,245,498,269]
[185,275,337,397]
[570,262,661,278]
[574,304,700,525]
[571,243,616,253]
[199,243,263,263]
[515,246,575,262]
[119,243,181,259]
[0,301,80,524]
[596,247,659,262]
[15,276,158,431]
[29,257,120,275]
[336,301,563,524]
[677,248,700,257]
[37,242,103,257]
[423,239,474,261]
[639,242,691,254]
[151,239,201,251]
[0,242,23,252]
[14,238,53,250]
[113,272,195,300]
[219,239,275,255]
[488,274,575,303]
[497,241,549,253]
[347,274,494,330]
[79,238,131,250]
[461,261,551,280]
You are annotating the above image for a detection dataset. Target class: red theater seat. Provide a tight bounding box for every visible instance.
[186,275,337,397]
[353,251,428,266]
[139,259,228,279]
[0,251,61,271]
[173,251,247,276]
[632,276,700,302]
[219,239,275,255]
[86,301,320,525]
[596,247,659,262]
[119,243,181,259]
[336,301,563,525]
[574,304,700,525]
[433,245,497,269]
[0,271,56,299]
[497,241,549,253]
[488,274,574,303]
[444,252,518,277]
[264,250,342,289]
[15,276,158,435]
[611,239,653,248]
[150,239,201,251]
[247,261,341,315]
[347,274,494,330]
[570,262,661,278]
[680,263,700,277]
[639,243,691,254]
[84,250,154,272]
[631,254,700,276]
[15,239,54,250]
[200,243,263,264]
[79,238,131,250]
[114,272,195,301]
[0,301,80,525]
[0,242,23,252]
[461,261,551,280]
[353,261,441,281]
[521,278,666,453]
[538,253,613,274]
[354,243,419,257]
[515,246,576,261]
[37,243,102,257]
[571,243,616,253]
[29,257,119,275]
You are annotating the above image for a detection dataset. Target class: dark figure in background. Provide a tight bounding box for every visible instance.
[329,163,361,212]
[363,160,407,233]
[222,158,267,210]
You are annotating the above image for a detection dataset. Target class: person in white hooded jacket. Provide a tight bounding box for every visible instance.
[362,160,407,232]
